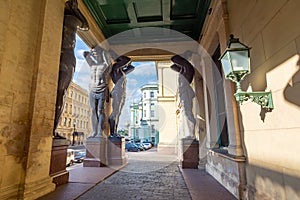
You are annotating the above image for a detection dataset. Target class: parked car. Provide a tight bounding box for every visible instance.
[135,143,145,151]
[74,150,86,163]
[125,143,140,152]
[142,142,152,150]
[66,149,75,167]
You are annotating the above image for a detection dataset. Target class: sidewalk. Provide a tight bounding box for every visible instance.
[180,168,236,200]
[38,164,125,200]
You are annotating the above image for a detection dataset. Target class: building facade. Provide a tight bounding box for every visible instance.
[130,84,159,145]
[55,82,92,145]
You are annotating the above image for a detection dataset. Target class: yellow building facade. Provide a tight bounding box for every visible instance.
[55,82,92,145]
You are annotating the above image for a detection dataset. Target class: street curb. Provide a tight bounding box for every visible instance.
[74,163,128,199]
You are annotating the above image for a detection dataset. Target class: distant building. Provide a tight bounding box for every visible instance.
[55,81,92,146]
[129,84,159,144]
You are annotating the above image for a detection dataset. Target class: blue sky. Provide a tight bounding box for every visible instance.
[73,34,158,129]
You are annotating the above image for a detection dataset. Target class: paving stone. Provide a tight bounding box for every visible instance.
[78,151,191,200]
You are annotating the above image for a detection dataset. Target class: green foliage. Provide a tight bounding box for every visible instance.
[117,129,128,136]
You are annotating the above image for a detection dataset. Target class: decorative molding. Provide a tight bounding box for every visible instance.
[0,184,19,200]
[23,177,55,200]
[209,149,246,162]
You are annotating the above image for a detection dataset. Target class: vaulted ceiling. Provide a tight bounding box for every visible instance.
[82,0,211,42]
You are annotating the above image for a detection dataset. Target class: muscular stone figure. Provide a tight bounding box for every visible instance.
[84,46,113,137]
[109,56,135,136]
[54,0,88,137]
[171,52,196,138]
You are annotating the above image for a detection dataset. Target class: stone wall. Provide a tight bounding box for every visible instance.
[227,0,300,199]
[0,0,65,199]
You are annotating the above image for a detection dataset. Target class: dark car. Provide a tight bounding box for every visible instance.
[74,151,86,163]
[125,143,140,152]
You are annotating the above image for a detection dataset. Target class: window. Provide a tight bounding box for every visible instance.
[65,104,68,113]
[75,93,77,100]
[70,91,73,97]
[150,91,154,98]
[68,119,71,127]
[69,105,72,114]
[212,46,229,147]
[151,110,155,118]
[144,92,146,98]
[151,103,155,106]
[151,125,155,133]
[63,117,67,126]
[144,110,146,117]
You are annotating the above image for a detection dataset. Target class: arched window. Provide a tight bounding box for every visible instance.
[63,117,67,126]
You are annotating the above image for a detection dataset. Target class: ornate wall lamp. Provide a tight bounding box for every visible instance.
[219,34,274,110]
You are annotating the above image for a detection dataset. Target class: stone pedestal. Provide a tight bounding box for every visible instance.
[49,138,70,186]
[107,136,127,166]
[181,138,199,169]
[83,136,107,167]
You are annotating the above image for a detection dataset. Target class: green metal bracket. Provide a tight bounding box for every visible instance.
[234,91,274,110]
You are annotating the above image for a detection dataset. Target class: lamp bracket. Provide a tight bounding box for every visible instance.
[234,91,274,110]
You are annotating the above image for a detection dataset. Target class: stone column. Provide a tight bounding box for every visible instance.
[194,69,207,169]
[202,56,219,149]
[19,0,65,199]
[156,62,178,154]
[223,81,244,156]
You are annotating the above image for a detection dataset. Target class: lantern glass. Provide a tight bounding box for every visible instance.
[220,52,232,78]
[229,50,250,73]
[220,35,251,82]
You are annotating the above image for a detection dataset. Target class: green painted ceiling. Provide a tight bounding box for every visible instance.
[83,0,211,42]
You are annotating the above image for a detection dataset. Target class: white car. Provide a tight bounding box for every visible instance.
[142,142,152,150]
[66,149,75,166]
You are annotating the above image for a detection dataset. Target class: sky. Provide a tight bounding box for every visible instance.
[73,34,158,129]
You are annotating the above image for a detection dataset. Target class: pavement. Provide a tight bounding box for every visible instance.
[39,149,236,200]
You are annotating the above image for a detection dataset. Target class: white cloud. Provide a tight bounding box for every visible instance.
[131,62,157,76]
[126,87,142,103]
[73,60,90,90]
[126,78,138,88]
